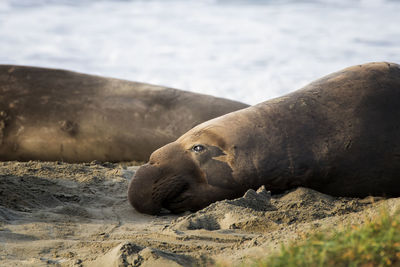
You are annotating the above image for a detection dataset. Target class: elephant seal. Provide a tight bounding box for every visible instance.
[0,65,248,162]
[128,62,400,215]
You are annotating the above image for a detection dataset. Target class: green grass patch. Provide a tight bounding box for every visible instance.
[253,209,400,267]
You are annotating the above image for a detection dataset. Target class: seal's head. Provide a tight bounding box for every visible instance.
[128,124,243,214]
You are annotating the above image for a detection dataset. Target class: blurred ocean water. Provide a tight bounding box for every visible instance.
[1,0,399,104]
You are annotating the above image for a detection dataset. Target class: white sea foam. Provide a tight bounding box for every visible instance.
[1,0,399,104]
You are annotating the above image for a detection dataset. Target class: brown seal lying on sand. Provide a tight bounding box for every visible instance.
[128,62,400,215]
[0,65,248,162]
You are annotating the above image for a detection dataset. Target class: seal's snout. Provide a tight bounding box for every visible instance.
[128,142,195,215]
[128,163,162,215]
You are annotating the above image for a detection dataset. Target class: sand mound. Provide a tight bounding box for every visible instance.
[168,186,374,233]
[168,186,275,232]
[1,161,399,266]
[86,242,192,267]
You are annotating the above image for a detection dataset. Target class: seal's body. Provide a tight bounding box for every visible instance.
[0,65,248,162]
[128,62,400,215]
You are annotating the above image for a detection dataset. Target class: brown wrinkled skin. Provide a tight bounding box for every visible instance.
[129,62,400,215]
[0,65,248,162]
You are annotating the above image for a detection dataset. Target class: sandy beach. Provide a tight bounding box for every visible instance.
[2,0,400,265]
[1,160,399,266]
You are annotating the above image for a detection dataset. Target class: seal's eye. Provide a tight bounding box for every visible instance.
[192,144,205,153]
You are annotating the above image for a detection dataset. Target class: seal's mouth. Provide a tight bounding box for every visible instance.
[150,173,192,214]
[162,182,191,213]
